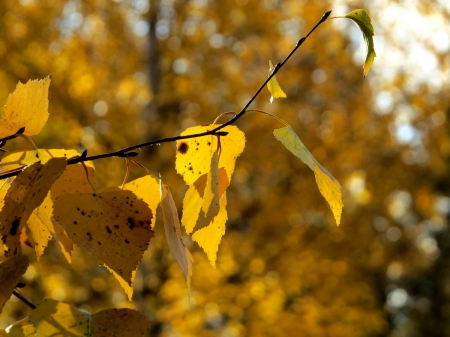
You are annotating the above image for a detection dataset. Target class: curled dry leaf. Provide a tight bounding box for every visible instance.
[160,183,193,291]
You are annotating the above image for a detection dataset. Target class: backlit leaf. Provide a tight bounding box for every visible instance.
[1,149,95,261]
[313,161,342,225]
[0,254,29,314]
[176,125,245,266]
[0,77,51,139]
[192,192,228,268]
[160,184,193,290]
[274,126,342,225]
[344,9,376,77]
[267,60,287,103]
[0,158,66,256]
[29,298,150,336]
[100,175,160,298]
[53,189,154,286]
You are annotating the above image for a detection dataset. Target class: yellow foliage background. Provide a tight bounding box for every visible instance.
[1,0,449,336]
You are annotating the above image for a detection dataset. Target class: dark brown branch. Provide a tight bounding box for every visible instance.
[13,289,37,310]
[0,11,331,180]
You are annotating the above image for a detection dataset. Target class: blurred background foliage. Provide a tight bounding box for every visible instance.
[0,0,449,336]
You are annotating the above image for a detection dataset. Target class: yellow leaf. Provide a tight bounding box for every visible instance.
[102,175,160,228]
[176,125,245,266]
[344,9,376,77]
[1,149,95,261]
[274,126,342,225]
[313,161,343,225]
[176,125,217,185]
[267,60,287,103]
[100,175,160,298]
[53,190,154,286]
[192,192,228,268]
[0,254,29,314]
[0,77,51,139]
[29,298,150,336]
[160,184,193,291]
[0,158,67,256]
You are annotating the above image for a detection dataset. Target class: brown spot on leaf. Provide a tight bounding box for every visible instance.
[128,217,135,229]
[178,142,189,154]
[10,218,21,236]
[106,226,112,234]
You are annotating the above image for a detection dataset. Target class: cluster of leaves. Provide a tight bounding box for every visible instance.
[0,8,375,335]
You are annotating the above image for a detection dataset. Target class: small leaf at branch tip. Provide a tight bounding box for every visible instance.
[215,131,229,136]
[344,9,376,77]
[267,60,287,104]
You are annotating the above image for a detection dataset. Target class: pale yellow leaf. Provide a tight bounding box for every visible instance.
[274,126,342,225]
[160,184,193,290]
[0,254,29,314]
[29,299,150,336]
[0,158,66,256]
[313,161,343,225]
[0,77,51,139]
[267,60,287,103]
[53,190,154,285]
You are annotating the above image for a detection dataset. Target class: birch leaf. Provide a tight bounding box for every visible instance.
[0,254,29,314]
[53,190,154,286]
[344,9,376,77]
[192,192,228,268]
[0,158,66,256]
[160,184,193,290]
[274,126,342,225]
[100,175,161,298]
[1,149,95,261]
[176,125,245,267]
[29,299,150,336]
[267,60,286,103]
[0,77,51,139]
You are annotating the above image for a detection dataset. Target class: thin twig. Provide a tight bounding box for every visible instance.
[13,289,37,310]
[0,11,331,181]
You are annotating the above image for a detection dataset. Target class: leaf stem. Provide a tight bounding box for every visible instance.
[0,11,331,181]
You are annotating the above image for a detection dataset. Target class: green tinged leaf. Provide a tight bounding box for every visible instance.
[344,9,376,76]
[274,126,343,225]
